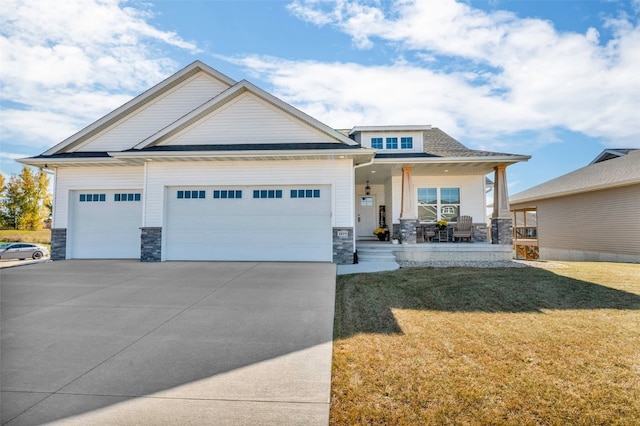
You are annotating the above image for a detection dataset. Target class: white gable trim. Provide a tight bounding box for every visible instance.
[135,80,358,149]
[349,125,432,135]
[43,61,236,156]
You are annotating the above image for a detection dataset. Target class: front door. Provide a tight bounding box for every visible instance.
[356,196,377,239]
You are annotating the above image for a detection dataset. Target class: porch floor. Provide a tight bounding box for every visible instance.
[356,240,513,263]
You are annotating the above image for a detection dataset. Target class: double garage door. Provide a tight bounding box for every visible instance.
[68,186,332,262]
[165,185,332,261]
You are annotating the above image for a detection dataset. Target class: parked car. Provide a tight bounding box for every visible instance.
[0,243,49,260]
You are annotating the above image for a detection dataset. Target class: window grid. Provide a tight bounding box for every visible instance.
[114,193,141,202]
[213,190,242,199]
[177,190,206,199]
[290,189,321,198]
[386,137,398,149]
[79,193,106,202]
[371,137,383,149]
[417,187,460,222]
[253,189,283,199]
[400,137,413,149]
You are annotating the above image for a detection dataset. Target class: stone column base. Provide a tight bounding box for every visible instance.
[50,228,67,260]
[141,227,162,262]
[491,218,513,245]
[400,219,418,244]
[333,227,354,264]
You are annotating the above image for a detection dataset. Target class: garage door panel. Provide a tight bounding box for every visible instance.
[70,191,142,259]
[165,185,331,261]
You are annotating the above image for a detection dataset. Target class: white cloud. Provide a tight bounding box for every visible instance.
[242,0,640,150]
[0,0,199,154]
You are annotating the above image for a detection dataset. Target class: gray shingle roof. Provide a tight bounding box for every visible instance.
[422,128,524,158]
[511,149,640,204]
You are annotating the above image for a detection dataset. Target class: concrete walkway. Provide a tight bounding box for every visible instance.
[1,260,336,425]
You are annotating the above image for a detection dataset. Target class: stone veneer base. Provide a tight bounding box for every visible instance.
[50,228,67,260]
[491,218,513,245]
[140,227,162,262]
[399,219,418,244]
[333,227,354,264]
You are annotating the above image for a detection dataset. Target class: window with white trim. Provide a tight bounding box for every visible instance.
[253,189,282,199]
[371,137,383,149]
[213,190,242,199]
[114,193,141,202]
[400,137,413,149]
[417,187,460,222]
[79,193,106,202]
[386,137,398,149]
[177,190,206,199]
[290,189,321,198]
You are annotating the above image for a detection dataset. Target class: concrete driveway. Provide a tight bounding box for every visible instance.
[1,260,336,425]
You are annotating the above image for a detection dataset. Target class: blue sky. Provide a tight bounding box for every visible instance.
[1,0,639,196]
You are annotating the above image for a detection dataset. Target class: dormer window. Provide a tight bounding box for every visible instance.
[361,130,423,151]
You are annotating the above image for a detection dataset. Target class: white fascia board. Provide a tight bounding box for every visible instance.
[112,148,374,161]
[17,156,122,167]
[373,155,531,164]
[43,61,236,156]
[349,125,432,135]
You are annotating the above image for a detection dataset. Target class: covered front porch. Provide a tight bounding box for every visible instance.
[354,158,517,249]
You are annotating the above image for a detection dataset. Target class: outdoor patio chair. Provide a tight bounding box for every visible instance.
[423,227,435,242]
[453,216,473,242]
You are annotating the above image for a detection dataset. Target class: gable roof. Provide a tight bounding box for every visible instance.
[589,148,638,164]
[134,79,357,149]
[20,61,369,168]
[511,149,640,205]
[43,61,236,156]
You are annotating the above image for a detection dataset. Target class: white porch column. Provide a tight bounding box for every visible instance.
[491,165,513,245]
[400,166,418,244]
[400,166,417,219]
[492,165,511,218]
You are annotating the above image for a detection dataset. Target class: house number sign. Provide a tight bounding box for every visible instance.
[337,230,349,238]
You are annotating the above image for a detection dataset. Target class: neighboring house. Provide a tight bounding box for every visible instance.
[20,61,529,264]
[510,149,640,263]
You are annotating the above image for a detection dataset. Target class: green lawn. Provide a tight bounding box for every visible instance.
[331,262,640,425]
[0,229,51,245]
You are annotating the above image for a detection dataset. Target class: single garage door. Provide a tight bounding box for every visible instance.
[69,191,142,259]
[165,185,331,261]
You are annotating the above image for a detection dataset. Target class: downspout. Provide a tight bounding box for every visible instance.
[40,166,56,228]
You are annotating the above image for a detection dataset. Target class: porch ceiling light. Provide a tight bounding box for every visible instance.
[365,180,371,195]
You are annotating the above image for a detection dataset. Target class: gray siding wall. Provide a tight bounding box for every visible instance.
[522,184,640,261]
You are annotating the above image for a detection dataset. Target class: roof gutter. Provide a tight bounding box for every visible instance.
[372,155,531,164]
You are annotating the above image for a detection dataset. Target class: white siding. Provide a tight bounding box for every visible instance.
[53,167,144,228]
[393,175,486,224]
[144,159,353,228]
[384,178,394,226]
[391,175,402,222]
[76,74,230,152]
[163,93,332,145]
